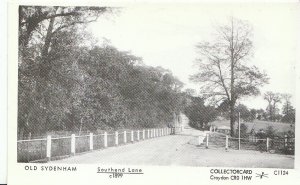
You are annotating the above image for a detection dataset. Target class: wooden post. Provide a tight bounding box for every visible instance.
[89,133,93,150]
[142,130,145,140]
[284,135,288,147]
[225,135,228,150]
[131,130,134,142]
[198,136,201,146]
[46,135,51,161]
[266,137,269,152]
[147,129,150,139]
[238,112,241,150]
[104,132,107,148]
[137,130,140,141]
[124,131,127,143]
[206,133,209,149]
[115,131,118,146]
[71,134,76,155]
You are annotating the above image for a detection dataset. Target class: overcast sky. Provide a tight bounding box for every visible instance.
[88,4,298,110]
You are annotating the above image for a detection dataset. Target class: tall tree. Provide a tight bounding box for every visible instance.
[264,91,281,121]
[281,93,292,115]
[190,17,268,136]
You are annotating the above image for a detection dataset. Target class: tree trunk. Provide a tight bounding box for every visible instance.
[229,18,235,137]
[230,101,235,137]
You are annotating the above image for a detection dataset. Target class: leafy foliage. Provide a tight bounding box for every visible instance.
[184,96,217,130]
[18,6,185,139]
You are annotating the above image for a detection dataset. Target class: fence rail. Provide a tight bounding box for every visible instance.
[17,126,183,163]
[197,132,295,155]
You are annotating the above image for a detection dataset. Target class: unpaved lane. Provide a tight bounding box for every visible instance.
[52,128,294,168]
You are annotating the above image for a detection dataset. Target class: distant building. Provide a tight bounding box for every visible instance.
[216,126,231,134]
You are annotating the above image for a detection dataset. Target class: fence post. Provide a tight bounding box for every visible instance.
[147,129,150,139]
[124,131,127,144]
[115,131,118,146]
[104,132,107,148]
[266,137,269,152]
[284,135,288,147]
[142,130,145,140]
[198,136,201,146]
[137,130,140,141]
[153,129,156,138]
[46,135,51,161]
[206,133,209,149]
[225,135,228,150]
[131,130,134,142]
[89,133,93,151]
[71,134,76,155]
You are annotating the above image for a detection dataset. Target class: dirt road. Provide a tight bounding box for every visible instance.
[52,128,294,168]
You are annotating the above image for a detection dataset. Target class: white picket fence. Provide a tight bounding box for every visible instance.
[17,126,184,162]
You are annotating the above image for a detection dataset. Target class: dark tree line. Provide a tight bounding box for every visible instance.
[18,6,184,139]
[184,95,217,130]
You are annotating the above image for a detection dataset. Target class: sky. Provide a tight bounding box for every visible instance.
[88,4,298,110]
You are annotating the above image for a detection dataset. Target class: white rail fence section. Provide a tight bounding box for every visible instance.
[197,132,295,154]
[17,127,183,162]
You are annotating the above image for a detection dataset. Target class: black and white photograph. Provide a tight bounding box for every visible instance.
[15,3,297,171]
